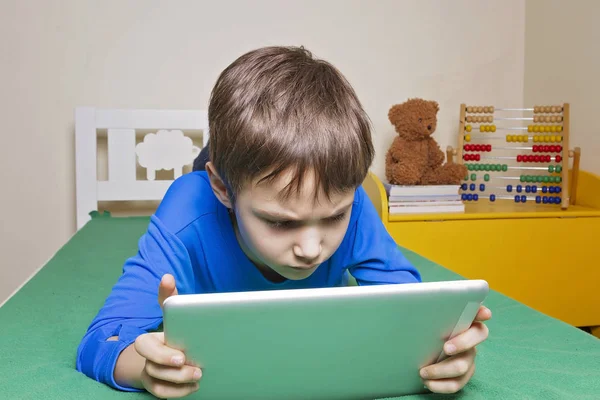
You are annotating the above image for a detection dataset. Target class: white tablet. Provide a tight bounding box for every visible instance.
[163,279,489,399]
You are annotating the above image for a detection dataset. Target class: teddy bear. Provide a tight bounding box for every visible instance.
[385,98,467,186]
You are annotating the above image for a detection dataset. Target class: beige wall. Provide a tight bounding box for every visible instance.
[524,0,600,174]
[0,0,525,304]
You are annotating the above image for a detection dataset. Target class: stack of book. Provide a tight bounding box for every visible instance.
[384,183,464,215]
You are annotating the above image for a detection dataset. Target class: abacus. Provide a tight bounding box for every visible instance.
[448,103,581,210]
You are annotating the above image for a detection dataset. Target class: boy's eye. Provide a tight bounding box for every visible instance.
[264,219,299,230]
[263,212,347,230]
[326,212,347,224]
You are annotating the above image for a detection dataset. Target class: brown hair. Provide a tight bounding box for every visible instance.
[208,46,374,201]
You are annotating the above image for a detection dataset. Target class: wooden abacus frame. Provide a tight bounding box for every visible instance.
[447,103,581,210]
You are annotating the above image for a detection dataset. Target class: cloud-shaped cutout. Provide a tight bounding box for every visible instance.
[135,130,200,180]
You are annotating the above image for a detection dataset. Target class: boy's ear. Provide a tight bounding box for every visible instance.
[205,162,233,209]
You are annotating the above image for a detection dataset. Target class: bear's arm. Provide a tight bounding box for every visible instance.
[427,138,445,168]
[388,136,406,162]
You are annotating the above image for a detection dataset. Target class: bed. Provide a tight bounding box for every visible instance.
[1,107,598,399]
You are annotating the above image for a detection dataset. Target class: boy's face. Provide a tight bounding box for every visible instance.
[207,164,354,282]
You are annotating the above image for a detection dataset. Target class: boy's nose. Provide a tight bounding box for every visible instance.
[293,238,322,264]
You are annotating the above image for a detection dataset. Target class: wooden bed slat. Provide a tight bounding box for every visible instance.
[107,129,136,183]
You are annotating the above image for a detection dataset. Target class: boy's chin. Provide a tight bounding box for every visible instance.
[277,265,319,280]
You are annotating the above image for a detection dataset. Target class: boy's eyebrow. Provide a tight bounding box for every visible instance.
[253,202,353,221]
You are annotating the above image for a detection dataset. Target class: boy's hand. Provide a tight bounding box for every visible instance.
[419,305,491,394]
[134,274,202,398]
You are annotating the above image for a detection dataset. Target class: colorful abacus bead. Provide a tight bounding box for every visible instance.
[514,195,527,203]
[507,184,513,192]
[480,184,485,192]
[461,183,468,190]
[470,183,476,191]
[484,174,490,182]
[490,194,496,202]
[517,185,523,193]
[556,155,562,162]
[536,196,542,203]
[473,194,479,201]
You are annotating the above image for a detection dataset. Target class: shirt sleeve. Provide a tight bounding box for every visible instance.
[346,186,422,285]
[75,215,194,391]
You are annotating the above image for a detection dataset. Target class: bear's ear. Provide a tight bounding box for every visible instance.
[388,104,405,124]
[430,100,440,112]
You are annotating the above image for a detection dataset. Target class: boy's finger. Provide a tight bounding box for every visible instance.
[420,348,475,380]
[135,332,186,367]
[145,360,202,384]
[423,361,475,394]
[474,306,492,322]
[444,321,488,355]
[158,274,179,309]
[141,369,200,399]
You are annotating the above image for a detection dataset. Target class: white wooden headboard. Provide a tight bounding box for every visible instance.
[75,107,209,230]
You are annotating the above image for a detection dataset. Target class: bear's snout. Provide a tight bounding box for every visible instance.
[427,124,432,131]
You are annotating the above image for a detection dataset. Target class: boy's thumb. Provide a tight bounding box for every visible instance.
[158,274,179,309]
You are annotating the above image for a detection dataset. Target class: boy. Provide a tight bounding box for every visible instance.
[76,46,490,398]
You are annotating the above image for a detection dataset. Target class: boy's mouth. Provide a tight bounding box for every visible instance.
[288,264,318,271]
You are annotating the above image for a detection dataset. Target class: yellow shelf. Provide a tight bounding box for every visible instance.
[362,169,600,330]
[388,201,600,222]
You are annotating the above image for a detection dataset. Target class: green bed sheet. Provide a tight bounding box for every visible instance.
[1,214,599,400]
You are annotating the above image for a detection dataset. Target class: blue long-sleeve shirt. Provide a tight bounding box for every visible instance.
[76,171,421,390]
